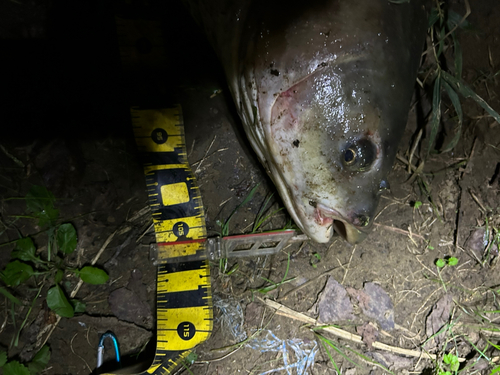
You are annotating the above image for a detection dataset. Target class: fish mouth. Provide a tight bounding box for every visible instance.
[314,203,369,244]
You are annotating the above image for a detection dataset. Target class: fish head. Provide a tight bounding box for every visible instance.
[267,62,402,244]
[228,0,427,243]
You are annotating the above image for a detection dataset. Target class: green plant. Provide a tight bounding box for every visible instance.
[0,186,109,346]
[310,252,321,268]
[0,345,50,375]
[216,185,260,238]
[180,351,197,375]
[406,3,500,219]
[426,2,500,155]
[254,252,295,295]
[215,185,260,275]
[438,352,459,375]
[482,216,500,266]
[435,256,458,292]
[312,329,393,374]
[252,192,284,233]
[436,256,459,269]
[485,339,500,374]
[218,260,239,277]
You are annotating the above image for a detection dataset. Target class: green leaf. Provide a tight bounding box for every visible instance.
[0,350,7,367]
[0,286,21,305]
[46,286,74,318]
[444,352,460,372]
[443,353,452,364]
[414,201,422,209]
[3,361,30,375]
[77,266,109,285]
[56,223,77,255]
[428,74,442,157]
[225,263,239,276]
[221,184,260,236]
[440,81,463,153]
[27,345,50,375]
[55,269,64,284]
[25,185,59,227]
[428,7,439,28]
[1,261,34,286]
[491,364,500,374]
[437,26,445,58]
[11,238,37,262]
[447,257,459,266]
[447,10,470,30]
[184,352,198,365]
[452,37,463,79]
[70,299,86,313]
[441,71,500,125]
[436,259,446,268]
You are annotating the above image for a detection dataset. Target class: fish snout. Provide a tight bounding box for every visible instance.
[314,202,372,244]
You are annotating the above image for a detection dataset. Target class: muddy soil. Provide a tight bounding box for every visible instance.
[1,0,499,374]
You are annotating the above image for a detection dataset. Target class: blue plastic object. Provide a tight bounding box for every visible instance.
[97,331,121,368]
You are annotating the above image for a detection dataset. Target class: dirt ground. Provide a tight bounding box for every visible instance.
[1,0,499,374]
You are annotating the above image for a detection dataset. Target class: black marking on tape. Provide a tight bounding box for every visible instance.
[139,151,184,165]
[173,221,189,237]
[177,321,196,340]
[147,169,200,221]
[160,261,207,274]
[157,286,210,309]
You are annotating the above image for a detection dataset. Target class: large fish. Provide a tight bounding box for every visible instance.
[185,0,428,244]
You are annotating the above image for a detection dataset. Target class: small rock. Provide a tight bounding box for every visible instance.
[356,322,378,350]
[348,282,394,330]
[425,293,453,350]
[316,277,354,323]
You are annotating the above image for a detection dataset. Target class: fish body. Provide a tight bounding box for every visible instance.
[185,0,428,243]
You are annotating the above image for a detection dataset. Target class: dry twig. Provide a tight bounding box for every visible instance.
[259,298,452,362]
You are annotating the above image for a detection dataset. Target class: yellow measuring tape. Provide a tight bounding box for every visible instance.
[108,7,300,373]
[130,105,212,374]
[105,9,213,374]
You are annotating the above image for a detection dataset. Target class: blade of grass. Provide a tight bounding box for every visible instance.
[0,286,21,305]
[428,73,442,157]
[256,252,293,294]
[252,192,285,233]
[220,184,260,237]
[315,331,395,374]
[317,335,340,372]
[11,285,43,348]
[442,71,500,124]
[440,81,463,153]
[315,333,353,370]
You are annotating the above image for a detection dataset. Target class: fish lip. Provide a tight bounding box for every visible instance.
[315,203,369,244]
[314,203,343,227]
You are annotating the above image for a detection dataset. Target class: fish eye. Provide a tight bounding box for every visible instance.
[344,148,356,165]
[341,139,377,171]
